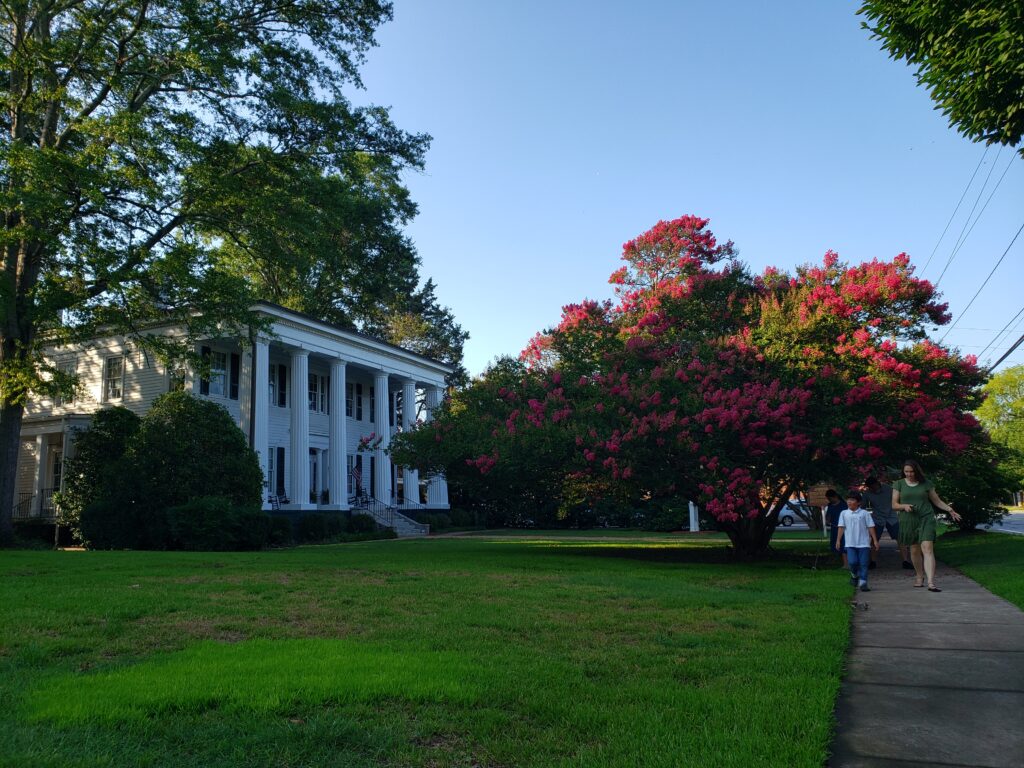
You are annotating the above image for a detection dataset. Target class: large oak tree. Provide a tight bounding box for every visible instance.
[0,0,432,542]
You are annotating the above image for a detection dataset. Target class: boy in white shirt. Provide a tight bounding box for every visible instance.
[837,491,879,592]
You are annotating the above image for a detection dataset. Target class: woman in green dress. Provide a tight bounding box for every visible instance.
[892,459,961,592]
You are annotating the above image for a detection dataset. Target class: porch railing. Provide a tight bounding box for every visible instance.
[12,488,58,522]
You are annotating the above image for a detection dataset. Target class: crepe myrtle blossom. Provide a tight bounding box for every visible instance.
[401,216,985,555]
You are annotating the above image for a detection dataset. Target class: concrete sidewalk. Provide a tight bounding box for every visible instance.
[828,540,1024,768]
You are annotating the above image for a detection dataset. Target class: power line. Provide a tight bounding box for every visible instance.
[920,146,989,275]
[935,149,1014,287]
[978,304,1024,362]
[940,220,1024,343]
[989,332,1024,371]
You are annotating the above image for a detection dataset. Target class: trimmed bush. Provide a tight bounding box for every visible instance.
[132,392,262,511]
[349,513,377,533]
[268,515,294,547]
[296,513,328,543]
[164,497,270,551]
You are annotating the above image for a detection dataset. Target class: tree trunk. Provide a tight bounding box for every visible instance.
[723,514,779,558]
[0,399,25,545]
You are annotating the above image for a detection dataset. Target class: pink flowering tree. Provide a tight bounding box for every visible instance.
[395,216,986,555]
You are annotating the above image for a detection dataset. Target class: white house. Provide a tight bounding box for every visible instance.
[13,301,451,532]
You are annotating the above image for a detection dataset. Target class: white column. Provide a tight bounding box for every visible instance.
[424,385,449,508]
[688,501,700,533]
[373,370,392,503]
[289,349,311,507]
[329,358,347,509]
[401,379,420,506]
[34,435,49,516]
[253,339,270,503]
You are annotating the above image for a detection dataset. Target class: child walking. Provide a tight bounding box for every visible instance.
[837,491,879,592]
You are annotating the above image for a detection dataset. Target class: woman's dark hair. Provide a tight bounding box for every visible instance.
[902,459,927,482]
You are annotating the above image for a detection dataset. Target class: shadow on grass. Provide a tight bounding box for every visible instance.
[513,540,837,569]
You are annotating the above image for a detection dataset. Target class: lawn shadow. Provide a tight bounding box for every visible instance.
[517,540,836,569]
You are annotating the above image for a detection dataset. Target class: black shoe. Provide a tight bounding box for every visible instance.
[869,561,877,570]
[849,575,857,586]
[860,584,871,592]
[902,561,914,570]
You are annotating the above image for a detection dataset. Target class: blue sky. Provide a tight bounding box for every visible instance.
[356,1,1023,377]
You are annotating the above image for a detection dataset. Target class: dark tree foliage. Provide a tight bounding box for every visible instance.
[0,0,434,543]
[131,392,262,511]
[860,1,1024,154]
[934,437,1017,531]
[73,392,264,549]
[58,406,141,540]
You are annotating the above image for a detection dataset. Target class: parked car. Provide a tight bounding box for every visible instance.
[778,500,812,526]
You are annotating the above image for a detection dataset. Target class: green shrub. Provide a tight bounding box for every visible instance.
[349,513,377,533]
[164,497,269,551]
[447,508,478,527]
[132,392,262,511]
[419,512,452,530]
[324,513,346,538]
[80,498,166,550]
[297,513,328,543]
[59,407,141,542]
[268,515,293,547]
[642,504,688,532]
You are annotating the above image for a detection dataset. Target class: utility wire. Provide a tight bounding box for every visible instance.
[977,304,1024,362]
[935,149,1014,287]
[989,331,1024,371]
[920,146,989,275]
[940,221,1024,343]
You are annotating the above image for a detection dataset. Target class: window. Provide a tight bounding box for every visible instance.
[346,382,354,417]
[355,382,363,420]
[369,385,375,423]
[206,351,227,397]
[104,356,124,401]
[55,359,76,406]
[308,374,329,413]
[268,446,287,498]
[269,364,288,407]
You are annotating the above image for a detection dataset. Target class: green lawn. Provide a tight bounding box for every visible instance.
[938,531,1024,610]
[0,534,851,767]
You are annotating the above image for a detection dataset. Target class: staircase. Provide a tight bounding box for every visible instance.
[350,495,429,538]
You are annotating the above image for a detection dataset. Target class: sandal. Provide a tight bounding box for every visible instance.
[913,579,925,588]
[928,586,942,592]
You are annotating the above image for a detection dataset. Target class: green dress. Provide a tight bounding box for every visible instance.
[894,478,937,544]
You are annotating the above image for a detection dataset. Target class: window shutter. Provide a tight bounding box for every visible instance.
[278,364,287,407]
[200,346,210,395]
[276,447,286,496]
[229,353,240,399]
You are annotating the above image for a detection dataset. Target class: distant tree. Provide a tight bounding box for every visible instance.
[859,1,1024,154]
[0,0,428,544]
[975,364,1024,487]
[368,280,470,387]
[935,436,1017,532]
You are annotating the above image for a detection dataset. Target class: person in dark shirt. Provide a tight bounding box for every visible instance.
[824,488,847,567]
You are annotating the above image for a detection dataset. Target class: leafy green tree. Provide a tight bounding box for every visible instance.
[0,0,429,543]
[58,406,140,541]
[76,392,263,549]
[130,392,262,511]
[975,364,1024,487]
[859,1,1024,154]
[935,436,1017,532]
[368,280,470,387]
